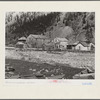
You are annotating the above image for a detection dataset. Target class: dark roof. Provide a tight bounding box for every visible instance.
[29,34,48,39]
[68,41,78,45]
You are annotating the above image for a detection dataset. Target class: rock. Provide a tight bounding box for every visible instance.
[5,73,12,78]
[80,67,94,74]
[9,75,20,79]
[5,66,15,72]
[45,69,49,72]
[20,74,37,79]
[86,67,94,73]
[5,64,10,66]
[33,69,36,71]
[29,68,33,71]
[35,72,43,77]
[6,72,14,74]
[80,69,88,74]
[73,73,95,79]
[51,74,54,76]
[47,74,65,79]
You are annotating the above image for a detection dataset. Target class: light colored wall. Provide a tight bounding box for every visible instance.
[26,36,50,48]
[75,44,89,51]
[89,43,95,50]
[59,42,67,50]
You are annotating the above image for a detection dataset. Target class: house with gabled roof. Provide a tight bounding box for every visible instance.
[53,37,68,50]
[67,40,95,51]
[75,41,94,51]
[89,42,95,51]
[26,34,50,48]
[16,36,27,49]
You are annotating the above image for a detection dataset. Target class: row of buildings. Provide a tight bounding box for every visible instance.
[16,34,95,51]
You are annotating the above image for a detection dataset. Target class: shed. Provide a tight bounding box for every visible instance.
[16,42,25,48]
[18,37,26,43]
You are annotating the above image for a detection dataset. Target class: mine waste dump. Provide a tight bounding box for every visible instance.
[5,59,94,79]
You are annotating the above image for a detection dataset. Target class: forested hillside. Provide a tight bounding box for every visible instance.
[5,12,95,46]
[63,12,95,43]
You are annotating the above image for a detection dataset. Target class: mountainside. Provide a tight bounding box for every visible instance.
[45,12,95,43]
[5,12,95,46]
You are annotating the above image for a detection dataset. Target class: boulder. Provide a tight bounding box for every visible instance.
[47,74,65,79]
[73,73,94,79]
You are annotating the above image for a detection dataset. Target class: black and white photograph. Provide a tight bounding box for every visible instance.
[5,12,95,79]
